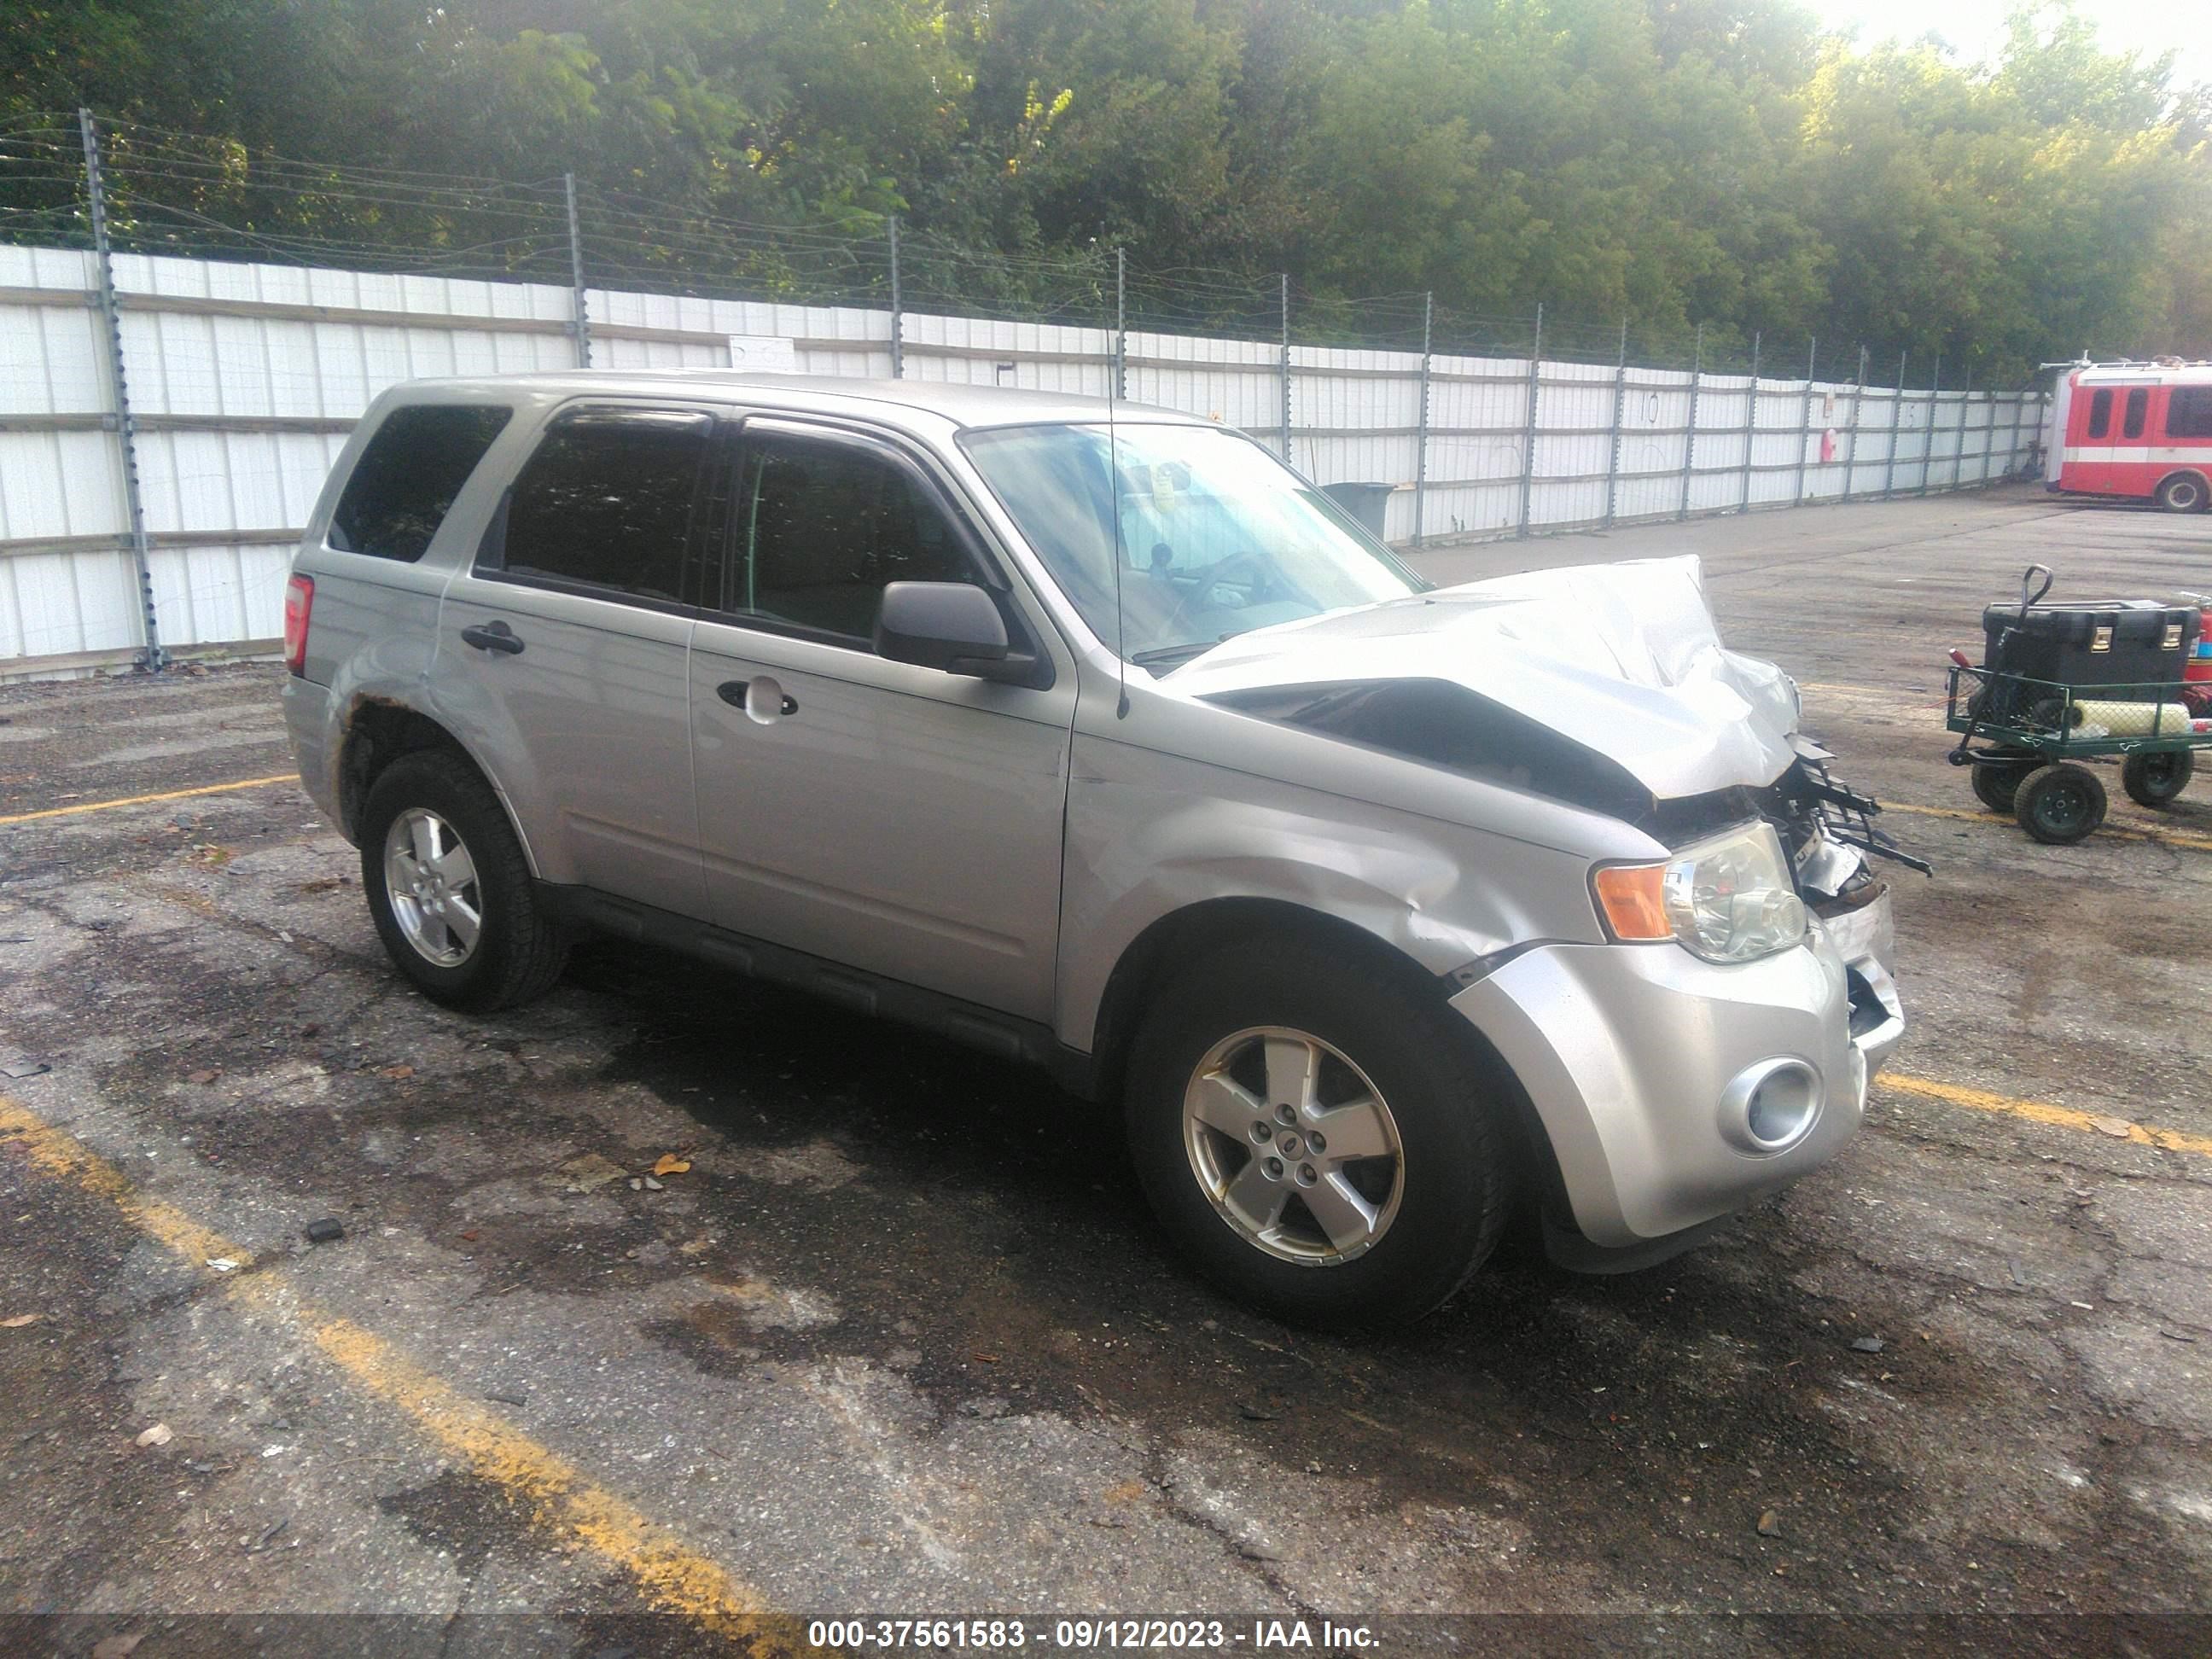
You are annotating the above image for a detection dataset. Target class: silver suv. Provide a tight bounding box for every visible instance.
[282,373,1906,1326]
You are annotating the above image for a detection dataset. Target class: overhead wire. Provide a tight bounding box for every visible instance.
[0,117,1965,375]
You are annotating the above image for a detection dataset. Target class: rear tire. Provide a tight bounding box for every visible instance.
[2122,748,2194,807]
[1124,935,1516,1329]
[360,749,567,1010]
[2014,763,2107,845]
[2155,473,2209,514]
[1970,754,2038,813]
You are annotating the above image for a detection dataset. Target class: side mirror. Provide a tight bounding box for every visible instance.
[875,581,1030,680]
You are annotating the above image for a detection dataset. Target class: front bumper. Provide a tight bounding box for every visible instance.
[1450,891,1900,1250]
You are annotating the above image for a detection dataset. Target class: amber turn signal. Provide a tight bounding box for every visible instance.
[1592,863,1669,941]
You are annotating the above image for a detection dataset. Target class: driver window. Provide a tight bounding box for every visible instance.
[728,433,976,640]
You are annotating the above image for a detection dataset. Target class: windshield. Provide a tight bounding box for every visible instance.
[960,422,1428,667]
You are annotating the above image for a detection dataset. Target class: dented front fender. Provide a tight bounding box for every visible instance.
[1054,730,1619,1052]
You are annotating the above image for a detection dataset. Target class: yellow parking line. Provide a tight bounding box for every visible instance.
[1881,1073,2212,1160]
[1800,681,1942,703]
[0,774,296,827]
[1880,797,2212,853]
[0,1095,800,1650]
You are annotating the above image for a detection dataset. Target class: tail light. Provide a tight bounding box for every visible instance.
[282,573,314,676]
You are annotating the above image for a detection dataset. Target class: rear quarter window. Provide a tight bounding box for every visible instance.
[329,404,513,562]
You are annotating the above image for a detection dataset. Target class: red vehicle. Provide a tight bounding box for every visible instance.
[2045,361,2212,513]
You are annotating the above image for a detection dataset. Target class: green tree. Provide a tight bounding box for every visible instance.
[4,0,2206,371]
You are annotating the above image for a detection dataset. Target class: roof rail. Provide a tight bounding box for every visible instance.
[2040,355,2212,371]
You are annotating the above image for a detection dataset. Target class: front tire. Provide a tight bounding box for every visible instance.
[2014,762,2107,845]
[1125,936,1516,1328]
[360,749,568,1010]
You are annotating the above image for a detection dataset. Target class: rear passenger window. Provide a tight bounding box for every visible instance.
[2168,387,2212,439]
[495,409,711,603]
[728,433,977,639]
[329,404,510,562]
[2086,389,2112,439]
[2123,387,2148,439]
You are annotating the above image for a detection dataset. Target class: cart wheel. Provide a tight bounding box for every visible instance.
[2121,749,2194,807]
[2015,763,2107,845]
[1970,754,2039,813]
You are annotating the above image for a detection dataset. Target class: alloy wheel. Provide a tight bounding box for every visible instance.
[382,807,483,968]
[1182,1026,1405,1265]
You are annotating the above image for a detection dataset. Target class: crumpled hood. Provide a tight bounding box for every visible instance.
[1169,555,1801,800]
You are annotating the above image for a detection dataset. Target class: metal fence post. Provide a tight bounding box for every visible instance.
[1883,352,1906,500]
[2006,382,2028,481]
[79,109,163,672]
[1794,336,1817,505]
[1517,302,1543,538]
[1964,363,1982,486]
[888,216,904,380]
[1980,379,1996,486]
[1604,316,1627,527]
[1738,330,1761,514]
[1678,323,1703,521]
[562,172,592,369]
[1843,345,1868,501]
[1919,354,1940,496]
[1114,247,1127,399]
[1413,291,1433,545]
[1278,273,1292,462]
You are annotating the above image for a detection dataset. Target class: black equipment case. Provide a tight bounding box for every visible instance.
[1982,568,2198,701]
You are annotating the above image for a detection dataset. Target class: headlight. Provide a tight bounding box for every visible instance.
[1592,822,1807,963]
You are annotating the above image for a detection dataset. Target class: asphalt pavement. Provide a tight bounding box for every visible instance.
[2,483,2207,1656]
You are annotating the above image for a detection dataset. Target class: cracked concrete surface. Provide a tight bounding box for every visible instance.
[2,487,2208,1646]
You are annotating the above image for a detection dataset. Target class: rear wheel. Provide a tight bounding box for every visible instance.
[2156,473,2209,513]
[1125,935,1516,1328]
[1970,753,2039,813]
[2122,748,2194,807]
[2014,762,2107,845]
[360,749,568,1010]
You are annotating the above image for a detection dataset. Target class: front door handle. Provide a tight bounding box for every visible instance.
[718,678,797,719]
[460,620,525,655]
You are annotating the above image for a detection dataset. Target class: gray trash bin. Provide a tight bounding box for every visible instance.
[1319,480,1394,540]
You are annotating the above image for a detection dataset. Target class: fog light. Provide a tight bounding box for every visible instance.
[1720,1058,1823,1154]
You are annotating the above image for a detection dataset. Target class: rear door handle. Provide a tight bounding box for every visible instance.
[460,620,524,655]
[718,678,797,718]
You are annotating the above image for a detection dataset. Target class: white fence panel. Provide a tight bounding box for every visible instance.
[0,241,2048,673]
[1423,351,1530,539]
[1529,361,1615,529]
[0,245,143,661]
[1132,331,1279,436]
[1612,370,1695,522]
[1748,379,1802,506]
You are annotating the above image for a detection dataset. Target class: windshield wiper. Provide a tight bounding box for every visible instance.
[1129,631,1247,671]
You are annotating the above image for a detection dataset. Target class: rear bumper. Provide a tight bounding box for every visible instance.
[1451,893,1899,1251]
[281,676,342,833]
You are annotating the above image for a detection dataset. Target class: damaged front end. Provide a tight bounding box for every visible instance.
[1645,745,1919,1074]
[1180,554,1919,1074]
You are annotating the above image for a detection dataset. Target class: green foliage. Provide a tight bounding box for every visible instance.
[3,0,2204,374]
